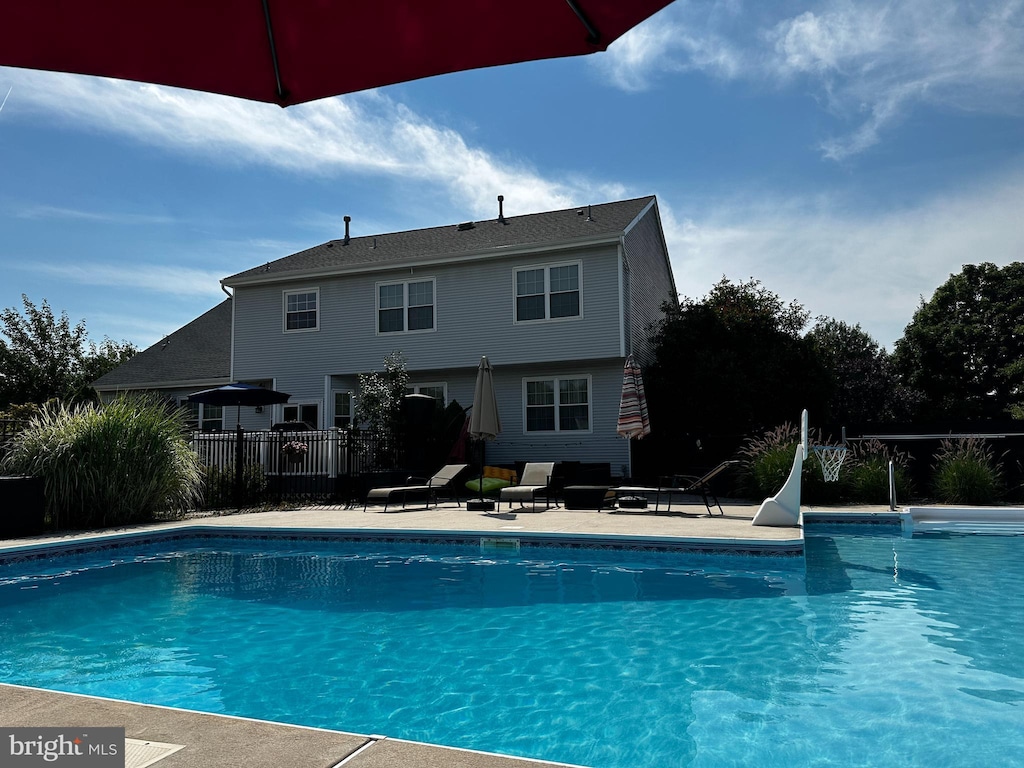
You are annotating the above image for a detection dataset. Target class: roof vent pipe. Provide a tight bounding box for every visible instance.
[343,215,351,245]
[497,194,506,224]
[586,204,593,222]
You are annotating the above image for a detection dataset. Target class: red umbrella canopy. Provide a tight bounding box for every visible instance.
[3,0,676,107]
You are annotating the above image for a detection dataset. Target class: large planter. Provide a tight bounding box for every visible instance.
[0,476,47,538]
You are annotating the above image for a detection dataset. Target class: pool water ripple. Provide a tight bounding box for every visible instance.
[0,534,1022,768]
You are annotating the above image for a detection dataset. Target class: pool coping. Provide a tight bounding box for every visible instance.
[0,522,807,564]
[0,683,584,768]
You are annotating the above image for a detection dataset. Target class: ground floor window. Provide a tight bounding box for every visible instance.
[405,382,447,405]
[181,401,223,432]
[282,403,319,429]
[333,391,353,428]
[523,376,590,432]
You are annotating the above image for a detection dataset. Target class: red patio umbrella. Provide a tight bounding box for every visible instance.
[2,1,675,107]
[616,354,651,440]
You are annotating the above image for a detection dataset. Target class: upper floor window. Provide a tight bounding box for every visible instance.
[284,288,319,332]
[524,376,590,432]
[514,262,581,323]
[378,278,435,334]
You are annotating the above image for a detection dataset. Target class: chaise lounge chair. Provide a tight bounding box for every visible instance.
[364,463,468,512]
[499,462,556,510]
[664,460,739,515]
[613,460,739,516]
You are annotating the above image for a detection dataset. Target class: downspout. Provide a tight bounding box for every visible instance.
[222,283,235,384]
[616,240,626,358]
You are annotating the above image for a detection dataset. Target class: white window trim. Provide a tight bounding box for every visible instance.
[180,399,223,432]
[280,400,322,429]
[282,287,320,334]
[512,260,583,325]
[332,389,354,429]
[407,382,448,405]
[521,374,593,434]
[375,277,437,335]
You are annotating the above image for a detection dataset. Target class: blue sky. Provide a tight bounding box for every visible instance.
[1,0,1022,352]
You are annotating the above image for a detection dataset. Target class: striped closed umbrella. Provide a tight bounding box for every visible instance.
[616,354,651,439]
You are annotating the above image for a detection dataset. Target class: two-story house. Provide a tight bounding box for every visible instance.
[95,195,676,475]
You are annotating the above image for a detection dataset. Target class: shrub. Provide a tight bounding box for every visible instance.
[0,397,203,529]
[844,439,913,505]
[931,437,1004,505]
[736,423,802,500]
[737,422,847,504]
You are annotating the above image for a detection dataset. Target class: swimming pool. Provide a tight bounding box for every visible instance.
[0,529,1021,768]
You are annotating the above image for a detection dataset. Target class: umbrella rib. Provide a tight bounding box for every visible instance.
[261,0,288,103]
[564,0,601,45]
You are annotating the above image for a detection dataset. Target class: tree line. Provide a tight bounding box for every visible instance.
[0,295,137,413]
[643,262,1024,471]
[3,261,1022,431]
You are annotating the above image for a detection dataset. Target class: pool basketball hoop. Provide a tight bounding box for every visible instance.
[812,445,847,482]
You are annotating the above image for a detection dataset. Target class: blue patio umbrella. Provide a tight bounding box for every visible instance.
[188,382,290,428]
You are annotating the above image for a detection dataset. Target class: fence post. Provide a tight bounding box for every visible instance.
[235,424,244,509]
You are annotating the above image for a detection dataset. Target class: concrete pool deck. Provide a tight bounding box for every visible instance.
[1,498,869,555]
[0,500,895,768]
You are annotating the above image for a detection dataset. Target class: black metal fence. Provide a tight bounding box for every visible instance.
[0,420,25,462]
[190,427,406,509]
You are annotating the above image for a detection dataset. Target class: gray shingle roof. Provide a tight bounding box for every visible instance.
[93,299,232,389]
[225,195,656,284]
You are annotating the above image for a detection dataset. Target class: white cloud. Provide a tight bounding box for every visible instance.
[598,0,1024,159]
[595,17,742,90]
[661,165,1024,349]
[18,262,226,299]
[15,204,175,225]
[1,68,611,220]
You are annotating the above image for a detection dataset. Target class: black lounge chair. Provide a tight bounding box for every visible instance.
[613,460,739,515]
[364,463,468,512]
[663,460,740,515]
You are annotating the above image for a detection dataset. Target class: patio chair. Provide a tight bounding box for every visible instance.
[662,460,740,515]
[499,462,556,510]
[364,463,468,512]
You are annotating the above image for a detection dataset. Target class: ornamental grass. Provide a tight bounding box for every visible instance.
[1,396,203,530]
[931,437,1004,505]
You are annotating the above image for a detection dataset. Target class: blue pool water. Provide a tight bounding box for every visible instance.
[0,530,1022,768]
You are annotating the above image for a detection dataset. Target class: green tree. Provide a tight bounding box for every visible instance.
[892,262,1024,419]
[356,351,410,439]
[0,295,137,408]
[806,317,917,424]
[646,278,829,467]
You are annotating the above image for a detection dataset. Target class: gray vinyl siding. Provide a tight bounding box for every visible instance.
[326,363,630,471]
[231,243,624,382]
[481,360,630,475]
[622,203,676,366]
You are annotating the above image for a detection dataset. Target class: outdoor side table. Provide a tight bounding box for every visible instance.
[563,485,614,511]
